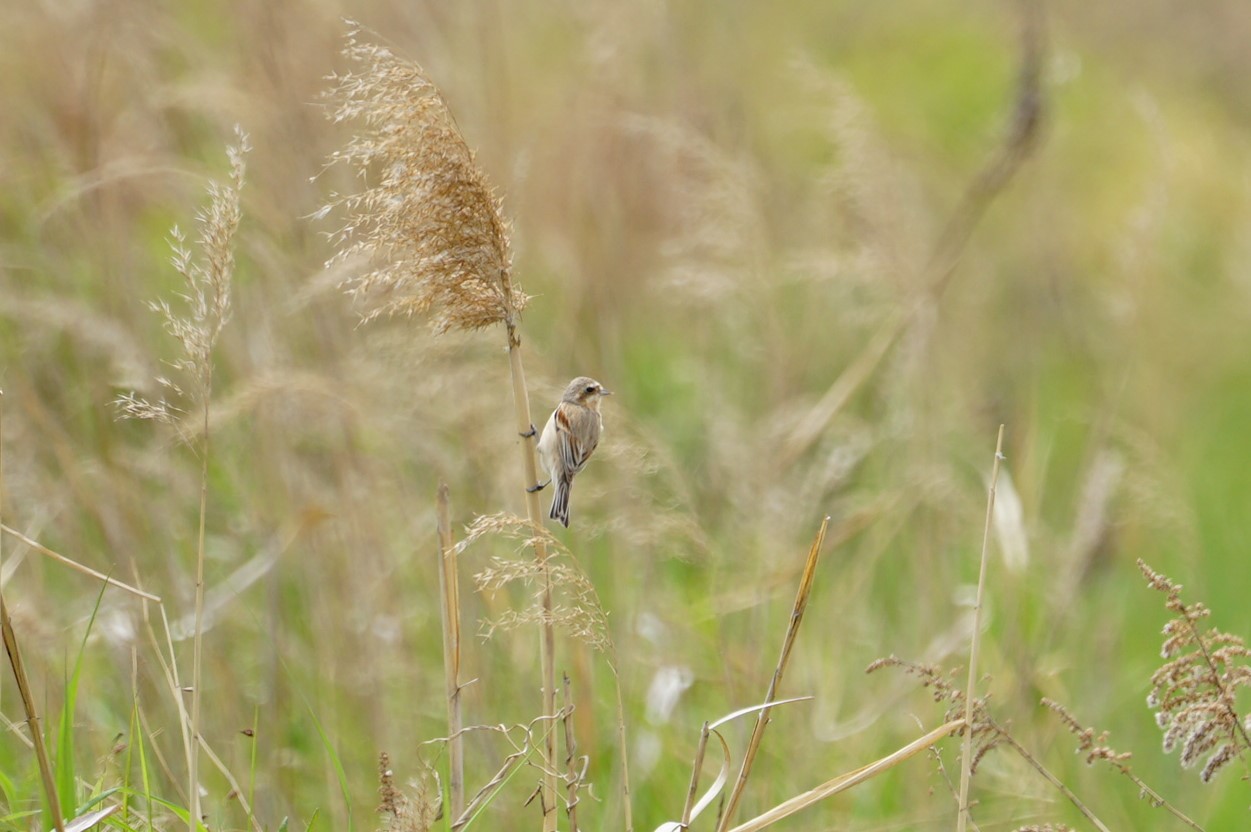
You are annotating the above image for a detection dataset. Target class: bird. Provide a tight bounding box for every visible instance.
[532,376,611,527]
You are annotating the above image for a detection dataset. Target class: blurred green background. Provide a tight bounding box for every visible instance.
[3,0,1251,829]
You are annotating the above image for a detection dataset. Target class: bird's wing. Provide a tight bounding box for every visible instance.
[555,404,601,475]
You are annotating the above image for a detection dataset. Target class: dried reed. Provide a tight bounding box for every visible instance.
[436,484,464,819]
[321,26,557,827]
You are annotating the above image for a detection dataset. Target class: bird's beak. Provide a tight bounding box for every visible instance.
[600,389,613,396]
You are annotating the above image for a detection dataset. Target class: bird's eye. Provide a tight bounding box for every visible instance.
[585,385,596,394]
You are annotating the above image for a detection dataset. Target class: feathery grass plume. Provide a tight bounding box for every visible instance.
[1138,559,1251,783]
[320,23,526,331]
[469,514,612,655]
[114,126,250,832]
[115,126,249,424]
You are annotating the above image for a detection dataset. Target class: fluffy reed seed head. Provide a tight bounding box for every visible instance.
[320,24,526,332]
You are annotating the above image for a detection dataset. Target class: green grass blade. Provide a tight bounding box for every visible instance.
[306,708,352,832]
[52,583,107,826]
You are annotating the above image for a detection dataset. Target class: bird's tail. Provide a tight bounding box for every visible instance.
[549,475,572,528]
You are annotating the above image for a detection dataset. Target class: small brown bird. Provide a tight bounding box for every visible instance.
[535,377,611,527]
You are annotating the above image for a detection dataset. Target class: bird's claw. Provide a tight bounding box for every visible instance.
[527,480,550,493]
[520,424,537,438]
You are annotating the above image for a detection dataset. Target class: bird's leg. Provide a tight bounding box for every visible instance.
[527,479,550,493]
[519,424,537,438]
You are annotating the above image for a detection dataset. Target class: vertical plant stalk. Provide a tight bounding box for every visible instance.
[188,375,211,832]
[680,722,712,828]
[503,319,559,831]
[561,674,580,832]
[436,484,465,819]
[717,516,830,831]
[0,392,66,832]
[609,662,634,832]
[956,425,1005,832]
[322,35,553,827]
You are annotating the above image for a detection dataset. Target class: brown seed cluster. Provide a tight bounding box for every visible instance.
[1138,559,1251,782]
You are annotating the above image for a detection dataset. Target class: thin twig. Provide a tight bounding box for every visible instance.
[729,719,966,832]
[436,484,465,819]
[717,517,829,831]
[995,724,1113,832]
[0,524,160,602]
[957,425,1005,832]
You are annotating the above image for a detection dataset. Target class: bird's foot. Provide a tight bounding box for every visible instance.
[527,479,550,493]
[519,424,537,438]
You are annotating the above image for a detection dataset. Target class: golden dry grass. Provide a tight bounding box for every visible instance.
[4,1,1251,830]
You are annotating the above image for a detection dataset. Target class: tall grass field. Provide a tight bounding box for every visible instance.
[3,1,1251,830]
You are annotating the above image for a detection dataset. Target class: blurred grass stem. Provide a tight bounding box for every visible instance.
[956,425,1004,832]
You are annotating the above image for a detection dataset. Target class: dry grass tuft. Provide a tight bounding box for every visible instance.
[1138,559,1251,783]
[376,752,441,832]
[320,24,525,331]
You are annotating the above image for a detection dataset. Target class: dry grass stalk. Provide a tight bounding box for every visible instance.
[957,425,1005,832]
[560,674,582,832]
[781,0,1044,465]
[436,484,465,819]
[1043,698,1204,831]
[0,390,66,832]
[680,722,712,828]
[115,126,249,831]
[716,516,830,831]
[0,523,160,602]
[322,27,559,826]
[728,719,965,832]
[1138,559,1251,783]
